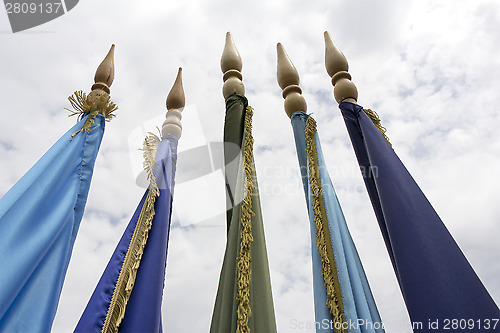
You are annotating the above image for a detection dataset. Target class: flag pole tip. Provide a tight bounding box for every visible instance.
[221,32,242,73]
[221,32,245,98]
[324,34,358,103]
[88,44,115,103]
[166,67,185,110]
[163,68,185,139]
[276,42,299,89]
[276,43,307,117]
[94,45,115,89]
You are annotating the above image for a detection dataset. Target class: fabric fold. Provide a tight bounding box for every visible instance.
[291,111,384,333]
[210,94,277,333]
[0,114,106,332]
[340,101,499,332]
[75,134,178,333]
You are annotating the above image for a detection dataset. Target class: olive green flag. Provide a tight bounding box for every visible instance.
[210,94,277,333]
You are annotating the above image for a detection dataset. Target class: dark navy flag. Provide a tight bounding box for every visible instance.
[75,134,178,332]
[340,101,499,332]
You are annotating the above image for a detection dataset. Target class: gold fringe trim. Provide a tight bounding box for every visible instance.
[363,108,391,146]
[101,133,160,333]
[66,90,118,137]
[305,116,348,333]
[236,106,255,333]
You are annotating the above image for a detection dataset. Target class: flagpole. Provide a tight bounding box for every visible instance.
[221,31,245,99]
[323,31,358,104]
[220,31,245,232]
[89,44,115,102]
[277,41,386,333]
[163,67,185,138]
[0,44,117,333]
[75,67,184,333]
[66,44,117,135]
[276,43,307,118]
[211,32,277,333]
[324,31,500,331]
[323,31,391,144]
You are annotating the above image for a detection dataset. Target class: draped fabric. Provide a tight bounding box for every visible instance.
[223,94,246,234]
[75,134,178,332]
[210,94,277,333]
[291,111,384,333]
[340,101,499,332]
[0,114,105,332]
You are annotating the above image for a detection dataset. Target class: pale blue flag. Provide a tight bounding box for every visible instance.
[291,111,384,333]
[0,113,106,332]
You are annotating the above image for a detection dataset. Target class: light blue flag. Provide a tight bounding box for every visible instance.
[291,111,384,333]
[0,113,106,332]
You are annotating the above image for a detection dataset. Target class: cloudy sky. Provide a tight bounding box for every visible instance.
[1,0,499,332]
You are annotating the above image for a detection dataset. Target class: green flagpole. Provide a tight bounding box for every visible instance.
[210,32,277,333]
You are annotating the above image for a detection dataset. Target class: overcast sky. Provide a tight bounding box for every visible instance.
[1,0,499,332]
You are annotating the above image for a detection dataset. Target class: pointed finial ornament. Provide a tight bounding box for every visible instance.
[324,32,358,104]
[276,43,307,118]
[221,32,245,99]
[87,44,115,103]
[162,67,185,139]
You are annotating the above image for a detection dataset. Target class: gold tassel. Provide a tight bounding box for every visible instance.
[101,133,160,333]
[363,108,391,146]
[236,106,255,333]
[66,90,117,137]
[305,116,348,333]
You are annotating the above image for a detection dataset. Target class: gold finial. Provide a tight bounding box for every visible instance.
[324,32,358,104]
[162,67,184,139]
[221,32,245,99]
[276,43,307,118]
[166,67,185,110]
[88,44,115,103]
